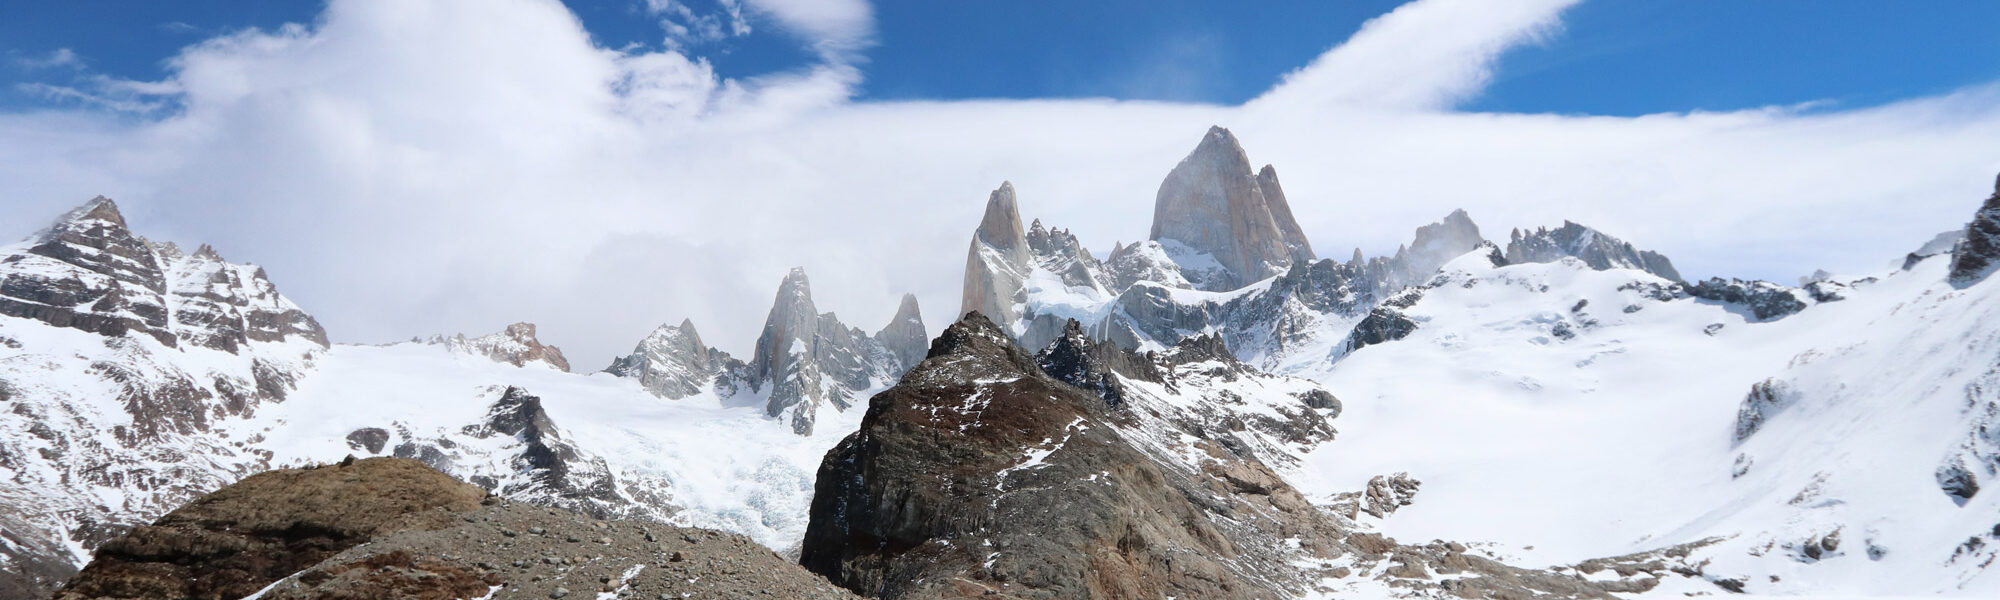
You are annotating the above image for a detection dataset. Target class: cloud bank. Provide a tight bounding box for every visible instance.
[1,0,1996,368]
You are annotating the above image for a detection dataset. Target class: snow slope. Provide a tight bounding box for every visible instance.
[238,340,874,553]
[1289,250,2000,596]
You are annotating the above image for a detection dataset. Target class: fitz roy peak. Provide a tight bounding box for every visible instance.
[1151,125,1315,290]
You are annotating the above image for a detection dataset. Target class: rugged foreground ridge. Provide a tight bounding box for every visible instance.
[799,313,1635,599]
[55,457,858,600]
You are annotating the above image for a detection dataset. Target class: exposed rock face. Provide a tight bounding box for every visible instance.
[801,314,1614,599]
[0,197,329,598]
[605,269,920,435]
[430,322,570,371]
[1506,221,1684,282]
[1687,278,1809,321]
[321,386,676,525]
[1361,208,1487,296]
[604,319,741,400]
[1258,164,1316,263]
[55,458,859,600]
[800,313,1337,598]
[1949,174,2000,286]
[1335,289,1424,360]
[1152,127,1310,290]
[748,268,911,435]
[876,293,929,372]
[53,457,485,600]
[1733,379,1798,445]
[0,197,176,346]
[963,182,1033,328]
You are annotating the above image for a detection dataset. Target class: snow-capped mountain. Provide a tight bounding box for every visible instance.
[0,198,327,597]
[604,267,925,435]
[10,125,2000,598]
[0,198,927,596]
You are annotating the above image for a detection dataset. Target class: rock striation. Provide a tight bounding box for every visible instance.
[0,197,328,351]
[0,197,330,598]
[1949,173,2000,286]
[1151,126,1313,290]
[1506,221,1684,282]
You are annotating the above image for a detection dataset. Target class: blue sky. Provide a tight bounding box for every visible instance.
[6,1,1998,115]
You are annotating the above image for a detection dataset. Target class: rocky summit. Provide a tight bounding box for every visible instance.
[800,313,1633,599]
[1151,126,1313,290]
[605,266,924,435]
[1505,220,1684,283]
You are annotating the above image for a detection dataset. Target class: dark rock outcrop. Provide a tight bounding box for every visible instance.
[1949,173,2000,286]
[1687,278,1808,322]
[800,313,1618,599]
[1506,221,1683,282]
[801,313,1335,598]
[1335,288,1425,359]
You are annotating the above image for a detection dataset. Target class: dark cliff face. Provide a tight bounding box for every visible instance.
[800,313,1305,599]
[1949,174,2000,286]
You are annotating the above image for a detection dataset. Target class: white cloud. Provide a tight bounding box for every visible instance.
[1252,0,1578,110]
[12,48,83,70]
[0,0,1995,370]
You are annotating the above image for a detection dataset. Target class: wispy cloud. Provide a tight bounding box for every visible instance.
[11,48,83,70]
[0,0,1992,368]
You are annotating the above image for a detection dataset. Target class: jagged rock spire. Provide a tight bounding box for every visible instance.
[1949,172,2000,286]
[1257,164,1315,262]
[962,182,1032,327]
[1150,126,1305,290]
[876,293,927,372]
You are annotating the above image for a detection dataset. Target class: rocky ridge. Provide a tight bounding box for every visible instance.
[426,322,571,371]
[801,313,1636,599]
[605,268,926,435]
[54,457,858,600]
[0,197,329,598]
[1505,221,1684,282]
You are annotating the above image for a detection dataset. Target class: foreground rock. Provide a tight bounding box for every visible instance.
[55,457,858,600]
[800,313,1625,599]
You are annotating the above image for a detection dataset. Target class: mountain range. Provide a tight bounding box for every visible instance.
[5,127,1999,598]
